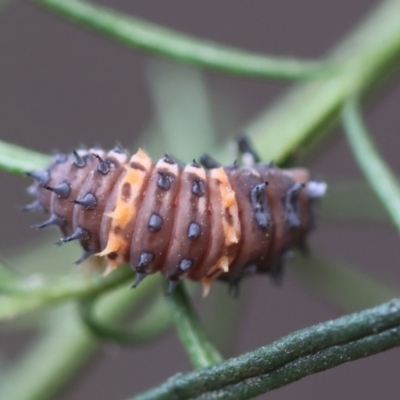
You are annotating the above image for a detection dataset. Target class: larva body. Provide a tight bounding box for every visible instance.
[25,138,326,293]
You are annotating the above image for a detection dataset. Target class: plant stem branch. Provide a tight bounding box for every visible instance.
[0,265,133,320]
[130,300,400,400]
[79,292,172,345]
[0,275,161,400]
[33,0,333,81]
[170,285,223,369]
[342,97,400,235]
[0,140,49,175]
[241,0,400,165]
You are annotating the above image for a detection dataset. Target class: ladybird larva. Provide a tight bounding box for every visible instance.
[24,136,326,295]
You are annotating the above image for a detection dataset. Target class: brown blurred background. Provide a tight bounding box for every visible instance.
[1,0,400,399]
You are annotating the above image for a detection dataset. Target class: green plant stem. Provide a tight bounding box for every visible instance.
[241,0,400,165]
[0,265,133,320]
[130,300,400,400]
[170,284,223,369]
[342,97,400,234]
[33,0,332,81]
[194,326,400,400]
[0,140,49,174]
[0,275,161,400]
[79,292,172,345]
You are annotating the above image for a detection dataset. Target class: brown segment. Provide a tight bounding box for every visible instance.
[50,152,96,237]
[72,150,127,254]
[34,155,72,214]
[162,165,210,279]
[222,166,272,280]
[130,159,180,274]
[190,167,241,284]
[284,168,312,246]
[257,167,297,272]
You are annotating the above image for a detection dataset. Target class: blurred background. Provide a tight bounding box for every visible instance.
[1,0,400,399]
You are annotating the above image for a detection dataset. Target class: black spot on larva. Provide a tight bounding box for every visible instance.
[285,183,303,228]
[191,159,201,168]
[121,182,131,202]
[22,200,43,212]
[43,181,71,199]
[137,251,154,269]
[35,213,65,229]
[148,213,163,232]
[58,226,90,244]
[187,222,201,239]
[107,251,118,260]
[131,272,147,288]
[129,161,146,171]
[178,258,193,272]
[192,179,205,197]
[72,193,97,211]
[157,171,173,191]
[73,150,86,168]
[26,170,50,185]
[167,279,179,295]
[199,154,220,169]
[74,249,93,265]
[113,145,125,154]
[113,226,122,235]
[93,153,110,175]
[163,154,175,165]
[224,208,234,225]
[250,182,270,229]
[236,133,261,163]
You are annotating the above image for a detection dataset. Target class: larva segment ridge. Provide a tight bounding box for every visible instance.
[162,163,210,280]
[190,167,240,289]
[71,149,128,254]
[129,157,181,275]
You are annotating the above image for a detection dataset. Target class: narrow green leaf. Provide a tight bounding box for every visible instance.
[33,0,333,81]
[79,291,172,345]
[0,140,50,175]
[0,275,159,400]
[170,284,223,369]
[0,265,132,320]
[342,97,400,234]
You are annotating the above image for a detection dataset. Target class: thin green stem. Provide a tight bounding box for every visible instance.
[130,300,400,400]
[342,97,400,235]
[170,284,223,369]
[33,0,333,81]
[0,265,132,320]
[79,292,172,345]
[0,140,50,175]
[194,326,400,400]
[0,275,161,400]
[236,0,400,166]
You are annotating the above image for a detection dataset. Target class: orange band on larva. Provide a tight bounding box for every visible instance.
[24,138,326,295]
[98,149,153,273]
[200,167,241,296]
